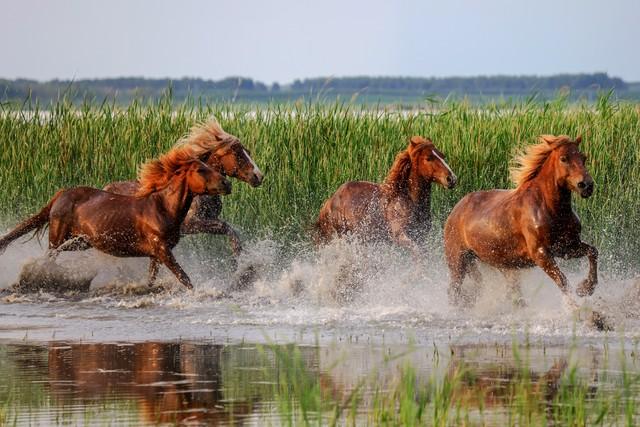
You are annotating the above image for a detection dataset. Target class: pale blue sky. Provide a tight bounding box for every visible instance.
[1,0,638,83]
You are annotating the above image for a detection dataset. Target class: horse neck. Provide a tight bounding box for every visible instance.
[152,176,194,224]
[525,160,572,215]
[383,154,432,218]
[384,153,411,195]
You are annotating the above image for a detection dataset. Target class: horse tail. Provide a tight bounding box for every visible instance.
[0,189,64,255]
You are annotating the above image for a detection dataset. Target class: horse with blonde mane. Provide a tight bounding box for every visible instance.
[316,136,457,257]
[444,135,597,308]
[0,144,231,290]
[104,119,263,256]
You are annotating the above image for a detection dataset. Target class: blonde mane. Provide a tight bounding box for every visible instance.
[136,144,201,197]
[510,135,576,188]
[175,118,234,154]
[135,118,236,197]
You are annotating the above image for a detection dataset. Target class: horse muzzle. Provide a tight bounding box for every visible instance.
[215,180,232,195]
[578,180,594,198]
[250,173,264,187]
[445,174,457,189]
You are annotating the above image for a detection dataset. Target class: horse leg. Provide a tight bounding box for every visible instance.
[47,235,91,261]
[567,242,598,297]
[446,249,473,307]
[500,269,526,308]
[182,218,242,256]
[468,260,483,284]
[388,221,421,261]
[156,248,193,290]
[147,258,159,287]
[466,260,484,305]
[529,245,576,309]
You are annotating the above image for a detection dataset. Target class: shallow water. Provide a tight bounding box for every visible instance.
[2,340,640,425]
[1,237,639,344]
[1,237,640,424]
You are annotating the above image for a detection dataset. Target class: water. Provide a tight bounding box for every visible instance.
[1,237,640,423]
[1,340,639,425]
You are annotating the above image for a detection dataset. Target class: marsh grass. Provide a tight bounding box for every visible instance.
[0,94,639,263]
[261,341,640,426]
[2,338,640,426]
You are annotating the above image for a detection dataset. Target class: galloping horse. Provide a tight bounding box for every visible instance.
[0,144,231,290]
[105,119,263,256]
[316,136,457,257]
[444,135,597,307]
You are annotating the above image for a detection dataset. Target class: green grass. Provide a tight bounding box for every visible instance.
[2,339,640,426]
[1,95,639,263]
[258,340,640,426]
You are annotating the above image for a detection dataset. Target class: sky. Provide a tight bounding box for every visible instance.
[1,0,638,83]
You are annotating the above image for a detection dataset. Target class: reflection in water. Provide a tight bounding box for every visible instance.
[0,340,619,425]
[46,343,257,424]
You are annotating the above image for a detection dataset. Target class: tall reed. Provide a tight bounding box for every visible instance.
[1,95,638,263]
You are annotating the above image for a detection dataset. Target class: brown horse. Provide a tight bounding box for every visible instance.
[0,144,231,290]
[444,135,597,308]
[316,136,457,257]
[104,119,263,256]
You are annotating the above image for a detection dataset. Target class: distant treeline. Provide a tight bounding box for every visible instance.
[1,73,637,105]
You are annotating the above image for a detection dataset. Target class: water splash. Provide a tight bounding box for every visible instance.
[0,235,638,341]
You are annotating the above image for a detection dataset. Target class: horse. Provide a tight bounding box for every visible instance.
[104,119,263,256]
[444,135,597,308]
[315,136,457,257]
[0,144,231,290]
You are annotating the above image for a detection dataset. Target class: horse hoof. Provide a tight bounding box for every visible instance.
[576,280,596,297]
[230,265,258,292]
[513,297,527,309]
[449,291,473,309]
[590,310,613,332]
[562,295,579,311]
[447,291,461,307]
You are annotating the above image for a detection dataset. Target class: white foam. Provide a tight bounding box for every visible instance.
[0,233,638,342]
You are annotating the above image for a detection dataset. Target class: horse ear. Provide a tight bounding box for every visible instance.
[575,135,582,145]
[409,136,424,148]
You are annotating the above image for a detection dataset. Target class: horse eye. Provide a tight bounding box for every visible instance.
[427,155,435,161]
[560,156,568,163]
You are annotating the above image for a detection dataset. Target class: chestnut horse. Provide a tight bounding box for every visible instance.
[0,144,231,290]
[444,135,597,307]
[104,119,263,256]
[316,136,457,257]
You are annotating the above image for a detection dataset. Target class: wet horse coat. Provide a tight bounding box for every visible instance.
[444,135,597,307]
[105,119,263,255]
[316,136,457,257]
[0,145,231,290]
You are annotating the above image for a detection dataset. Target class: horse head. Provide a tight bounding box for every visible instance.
[409,136,457,189]
[544,135,594,198]
[209,139,264,188]
[184,160,232,196]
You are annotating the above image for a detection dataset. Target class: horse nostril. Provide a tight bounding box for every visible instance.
[577,181,586,189]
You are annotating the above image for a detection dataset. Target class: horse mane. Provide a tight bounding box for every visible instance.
[175,118,235,154]
[383,141,433,193]
[135,118,236,197]
[510,135,576,188]
[136,144,201,197]
[384,151,412,192]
